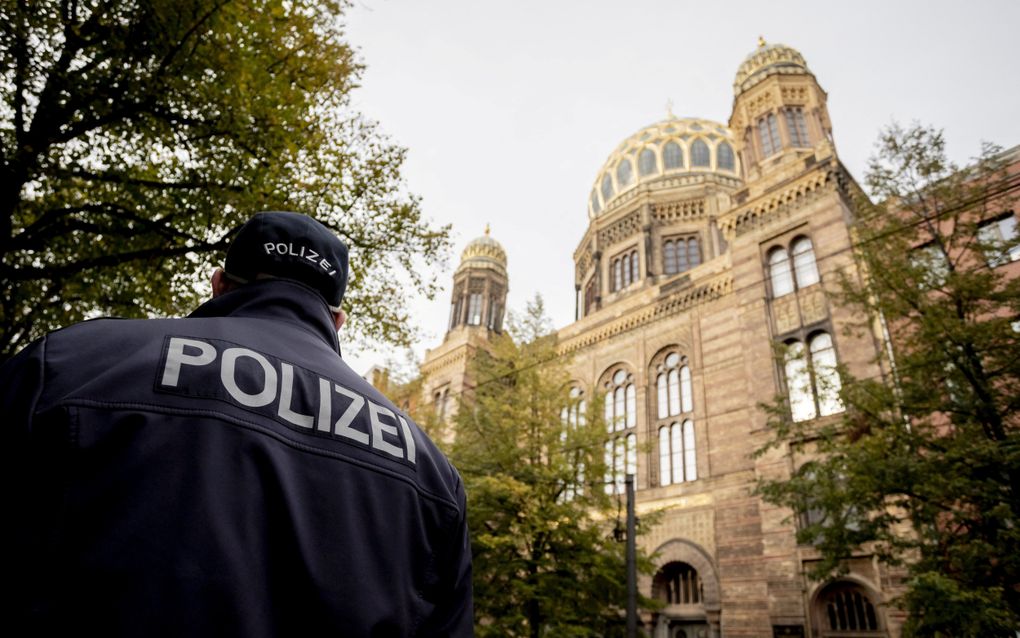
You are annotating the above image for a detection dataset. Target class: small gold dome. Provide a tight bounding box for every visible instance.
[733,40,810,96]
[458,229,507,274]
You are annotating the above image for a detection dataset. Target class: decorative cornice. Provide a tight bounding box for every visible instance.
[717,166,837,239]
[557,272,733,355]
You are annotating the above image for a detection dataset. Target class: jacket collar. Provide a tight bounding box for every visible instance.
[189,279,341,354]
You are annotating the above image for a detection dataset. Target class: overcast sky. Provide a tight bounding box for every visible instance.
[340,0,1020,375]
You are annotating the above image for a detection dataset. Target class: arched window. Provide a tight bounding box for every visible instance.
[785,340,815,422]
[717,141,735,171]
[785,332,844,422]
[663,239,677,275]
[467,293,483,325]
[768,247,794,297]
[810,332,843,416]
[815,582,882,635]
[785,107,809,147]
[616,158,633,188]
[612,249,639,291]
[603,367,637,493]
[654,352,696,486]
[690,139,710,167]
[590,189,601,215]
[560,386,587,502]
[791,236,820,288]
[758,113,781,157]
[653,562,703,605]
[770,236,820,298]
[601,172,614,202]
[686,237,700,268]
[663,236,700,275]
[639,148,658,176]
[663,141,684,170]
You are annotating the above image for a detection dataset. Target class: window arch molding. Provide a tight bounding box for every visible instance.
[809,577,886,636]
[651,539,721,610]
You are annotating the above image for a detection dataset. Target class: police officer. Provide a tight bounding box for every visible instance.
[1,211,473,636]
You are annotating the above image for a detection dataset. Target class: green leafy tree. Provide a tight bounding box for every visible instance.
[451,297,657,638]
[757,124,1020,636]
[0,0,448,358]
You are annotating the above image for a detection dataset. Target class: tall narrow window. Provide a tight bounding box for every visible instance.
[810,332,843,416]
[584,277,597,316]
[792,236,820,287]
[683,420,697,481]
[670,424,683,483]
[467,293,483,325]
[687,237,700,269]
[784,333,844,422]
[657,374,668,419]
[601,173,614,202]
[785,340,816,422]
[630,251,639,284]
[663,239,678,275]
[785,107,809,147]
[617,159,633,188]
[613,258,623,291]
[590,189,601,216]
[654,352,696,486]
[604,367,637,493]
[717,141,735,171]
[691,139,710,167]
[769,247,794,297]
[758,113,781,157]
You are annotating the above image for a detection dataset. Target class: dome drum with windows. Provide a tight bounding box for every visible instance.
[589,117,740,218]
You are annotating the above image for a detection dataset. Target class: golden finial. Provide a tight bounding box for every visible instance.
[484,223,490,236]
[758,35,767,48]
[666,98,675,118]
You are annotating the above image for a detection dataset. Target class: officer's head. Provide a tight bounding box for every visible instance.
[212,212,350,330]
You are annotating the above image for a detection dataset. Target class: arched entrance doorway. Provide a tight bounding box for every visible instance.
[810,580,887,637]
[647,540,720,638]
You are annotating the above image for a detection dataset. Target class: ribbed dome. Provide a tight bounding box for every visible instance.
[588,116,739,218]
[733,39,810,96]
[458,229,507,274]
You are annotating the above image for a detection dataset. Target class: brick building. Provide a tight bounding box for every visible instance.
[415,39,1017,637]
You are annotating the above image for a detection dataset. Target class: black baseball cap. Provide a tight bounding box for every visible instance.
[224,211,349,310]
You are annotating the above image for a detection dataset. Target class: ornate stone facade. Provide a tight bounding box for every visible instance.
[420,40,907,637]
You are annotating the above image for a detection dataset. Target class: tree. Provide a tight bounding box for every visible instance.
[0,0,448,359]
[451,297,657,638]
[757,124,1020,636]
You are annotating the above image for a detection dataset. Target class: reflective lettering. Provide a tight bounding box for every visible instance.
[333,385,368,444]
[221,347,277,407]
[368,401,403,459]
[161,337,216,387]
[278,363,313,428]
[317,377,333,433]
[397,415,416,464]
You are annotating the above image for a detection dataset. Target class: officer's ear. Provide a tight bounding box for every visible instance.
[333,309,347,331]
[211,268,235,298]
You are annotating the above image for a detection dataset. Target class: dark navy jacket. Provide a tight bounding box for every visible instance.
[1,280,473,636]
